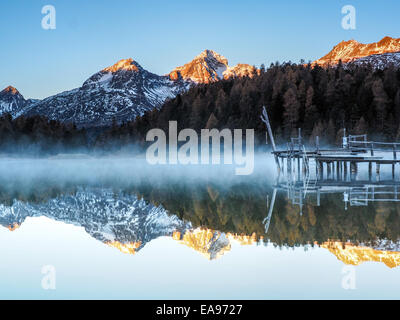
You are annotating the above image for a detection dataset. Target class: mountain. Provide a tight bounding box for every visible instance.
[313,36,400,67]
[20,50,256,128]
[24,59,190,127]
[349,52,400,68]
[0,86,37,117]
[168,49,257,83]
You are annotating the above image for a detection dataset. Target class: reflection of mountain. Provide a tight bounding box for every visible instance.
[173,229,231,260]
[0,187,190,253]
[173,229,258,260]
[321,241,400,268]
[0,186,257,259]
[1,176,400,266]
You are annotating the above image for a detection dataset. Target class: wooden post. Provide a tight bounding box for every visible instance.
[318,161,324,180]
[343,161,348,180]
[261,106,276,152]
[350,162,357,180]
[336,161,340,180]
[370,143,374,156]
[392,163,395,180]
[376,162,381,182]
[327,161,331,178]
[368,162,372,181]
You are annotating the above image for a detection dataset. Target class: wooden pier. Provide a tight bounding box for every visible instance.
[261,106,400,182]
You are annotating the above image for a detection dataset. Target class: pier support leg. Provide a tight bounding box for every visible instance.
[336,161,340,180]
[368,162,372,181]
[392,163,395,180]
[343,161,348,181]
[318,161,324,180]
[327,161,331,179]
[376,163,381,182]
[350,162,358,181]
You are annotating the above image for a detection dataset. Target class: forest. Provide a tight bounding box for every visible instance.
[1,62,400,152]
[96,62,400,149]
[0,113,87,154]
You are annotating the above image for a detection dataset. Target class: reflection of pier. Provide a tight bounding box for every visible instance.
[275,179,400,212]
[263,178,400,233]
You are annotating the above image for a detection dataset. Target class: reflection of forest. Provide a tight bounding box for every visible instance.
[1,178,400,248]
[128,181,400,247]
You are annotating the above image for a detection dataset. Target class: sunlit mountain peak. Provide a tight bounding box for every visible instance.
[103,58,141,73]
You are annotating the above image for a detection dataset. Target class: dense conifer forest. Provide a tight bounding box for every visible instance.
[0,113,87,154]
[97,62,400,148]
[1,62,400,152]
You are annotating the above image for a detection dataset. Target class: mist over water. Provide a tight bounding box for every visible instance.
[0,153,277,192]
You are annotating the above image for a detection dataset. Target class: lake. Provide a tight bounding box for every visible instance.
[0,155,399,299]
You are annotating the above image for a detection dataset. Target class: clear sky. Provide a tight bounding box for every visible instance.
[1,0,399,99]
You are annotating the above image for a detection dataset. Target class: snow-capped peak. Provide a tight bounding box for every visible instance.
[103,58,141,73]
[1,86,20,95]
[194,49,229,66]
[168,49,256,83]
[0,85,31,117]
[313,36,400,66]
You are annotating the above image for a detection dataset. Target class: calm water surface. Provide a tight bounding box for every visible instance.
[0,156,399,299]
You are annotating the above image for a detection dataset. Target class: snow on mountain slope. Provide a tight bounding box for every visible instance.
[25,59,190,127]
[168,49,257,83]
[313,36,400,67]
[0,86,34,117]
[3,50,257,127]
[348,52,400,68]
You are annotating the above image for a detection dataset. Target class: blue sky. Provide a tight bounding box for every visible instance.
[0,0,399,99]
